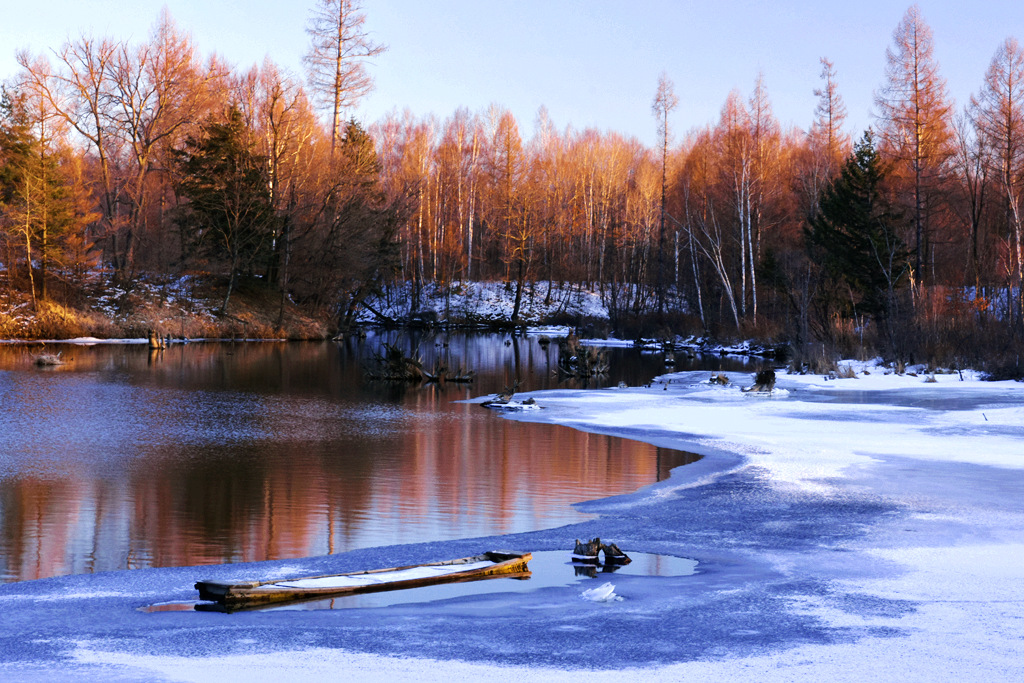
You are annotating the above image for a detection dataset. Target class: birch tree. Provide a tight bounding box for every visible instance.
[681,128,741,330]
[716,90,752,318]
[652,72,678,316]
[746,73,782,320]
[971,37,1024,327]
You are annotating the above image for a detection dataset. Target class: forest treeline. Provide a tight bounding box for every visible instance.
[1,4,1023,373]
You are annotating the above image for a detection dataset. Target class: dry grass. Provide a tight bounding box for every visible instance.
[1,276,330,342]
[0,311,18,339]
[835,363,858,379]
[24,301,120,339]
[789,343,840,375]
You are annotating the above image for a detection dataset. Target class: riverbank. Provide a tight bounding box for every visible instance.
[1,363,1021,680]
[0,276,330,342]
[0,278,688,343]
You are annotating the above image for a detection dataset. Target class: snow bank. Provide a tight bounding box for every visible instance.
[358,281,610,324]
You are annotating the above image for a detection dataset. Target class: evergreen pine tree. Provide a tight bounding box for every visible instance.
[807,131,910,342]
[174,106,278,313]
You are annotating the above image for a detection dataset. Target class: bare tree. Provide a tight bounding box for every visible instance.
[108,10,228,274]
[304,0,386,153]
[716,89,752,318]
[746,72,782,320]
[811,58,850,170]
[971,37,1024,328]
[950,111,990,293]
[874,4,953,283]
[488,108,530,321]
[797,58,851,229]
[652,72,678,316]
[18,36,121,270]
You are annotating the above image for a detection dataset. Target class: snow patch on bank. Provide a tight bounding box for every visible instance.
[358,281,609,325]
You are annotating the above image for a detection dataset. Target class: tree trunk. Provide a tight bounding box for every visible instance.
[512,259,525,323]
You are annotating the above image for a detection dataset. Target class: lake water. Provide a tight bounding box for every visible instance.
[0,332,753,583]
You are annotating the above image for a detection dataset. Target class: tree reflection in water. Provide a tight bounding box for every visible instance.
[0,334,740,582]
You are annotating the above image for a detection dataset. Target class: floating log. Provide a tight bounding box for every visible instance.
[481,379,520,407]
[195,551,532,611]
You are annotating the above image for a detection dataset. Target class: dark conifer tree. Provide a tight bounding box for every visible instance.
[807,131,910,351]
[173,105,278,313]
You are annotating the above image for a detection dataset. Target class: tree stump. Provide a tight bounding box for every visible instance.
[572,537,601,563]
[744,368,776,392]
[600,542,632,565]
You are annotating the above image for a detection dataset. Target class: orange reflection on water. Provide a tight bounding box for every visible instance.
[0,340,698,582]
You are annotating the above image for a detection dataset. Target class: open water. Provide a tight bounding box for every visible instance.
[0,331,754,582]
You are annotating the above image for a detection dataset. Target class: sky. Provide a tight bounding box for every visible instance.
[2,1,1024,147]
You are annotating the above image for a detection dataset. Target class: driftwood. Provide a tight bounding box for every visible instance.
[196,551,532,611]
[572,537,601,563]
[481,380,521,406]
[571,537,631,566]
[421,358,476,384]
[365,343,424,381]
[33,352,63,367]
[743,368,777,393]
[557,333,609,377]
[601,542,632,565]
[709,373,730,385]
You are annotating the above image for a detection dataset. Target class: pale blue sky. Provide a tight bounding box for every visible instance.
[2,1,1023,146]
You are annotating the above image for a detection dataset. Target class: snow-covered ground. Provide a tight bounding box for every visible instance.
[1,363,1022,681]
[358,280,611,324]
